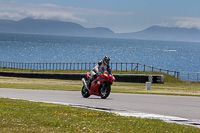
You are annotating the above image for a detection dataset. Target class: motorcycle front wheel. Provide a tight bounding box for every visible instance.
[81,85,90,98]
[100,82,111,99]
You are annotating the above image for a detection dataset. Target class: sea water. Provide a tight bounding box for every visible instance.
[0,33,200,72]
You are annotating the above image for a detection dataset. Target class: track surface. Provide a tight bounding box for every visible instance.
[1,88,200,123]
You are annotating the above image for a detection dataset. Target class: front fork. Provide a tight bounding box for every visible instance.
[81,78,89,91]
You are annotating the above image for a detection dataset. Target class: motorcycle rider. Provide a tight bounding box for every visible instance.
[88,56,111,89]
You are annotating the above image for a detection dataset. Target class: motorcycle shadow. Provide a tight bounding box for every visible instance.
[82,96,113,100]
[88,97,113,100]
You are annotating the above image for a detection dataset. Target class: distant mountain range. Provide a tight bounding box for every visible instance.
[116,26,200,42]
[1,18,200,42]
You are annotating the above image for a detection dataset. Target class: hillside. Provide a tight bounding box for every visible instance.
[1,18,200,42]
[117,26,200,42]
[0,18,114,37]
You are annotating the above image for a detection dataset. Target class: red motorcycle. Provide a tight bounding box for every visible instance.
[81,71,115,99]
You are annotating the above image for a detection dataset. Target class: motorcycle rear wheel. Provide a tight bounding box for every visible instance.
[100,83,111,99]
[81,85,90,98]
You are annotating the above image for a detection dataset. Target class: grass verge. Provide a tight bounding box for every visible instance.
[0,70,200,96]
[1,98,200,132]
[1,68,200,96]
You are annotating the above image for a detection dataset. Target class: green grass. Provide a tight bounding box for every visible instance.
[1,98,200,132]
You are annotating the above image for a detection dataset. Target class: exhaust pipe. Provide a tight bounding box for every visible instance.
[82,78,89,90]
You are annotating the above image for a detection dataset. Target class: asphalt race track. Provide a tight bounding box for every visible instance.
[1,88,200,127]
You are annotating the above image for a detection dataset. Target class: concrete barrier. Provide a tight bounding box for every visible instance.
[0,71,164,83]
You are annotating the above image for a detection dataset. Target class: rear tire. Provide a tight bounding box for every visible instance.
[81,85,90,98]
[100,83,111,99]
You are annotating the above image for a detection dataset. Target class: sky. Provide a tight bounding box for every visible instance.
[1,0,200,33]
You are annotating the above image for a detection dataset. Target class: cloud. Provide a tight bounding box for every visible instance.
[168,16,200,29]
[0,2,134,24]
[0,2,88,23]
[155,22,170,27]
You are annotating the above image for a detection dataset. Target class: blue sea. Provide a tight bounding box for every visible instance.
[0,33,200,72]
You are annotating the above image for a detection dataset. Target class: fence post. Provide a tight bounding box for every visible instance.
[116,63,117,71]
[131,63,133,71]
[137,63,139,71]
[177,72,180,79]
[174,71,176,77]
[177,72,179,79]
[144,64,145,72]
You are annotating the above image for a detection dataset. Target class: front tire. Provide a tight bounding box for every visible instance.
[100,83,111,99]
[81,85,90,98]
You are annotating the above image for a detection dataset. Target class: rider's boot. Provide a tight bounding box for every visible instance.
[88,74,95,89]
[87,80,92,89]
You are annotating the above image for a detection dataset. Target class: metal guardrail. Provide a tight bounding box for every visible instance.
[0,61,199,82]
[0,71,164,83]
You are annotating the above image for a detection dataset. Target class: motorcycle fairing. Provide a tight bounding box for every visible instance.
[89,76,104,95]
